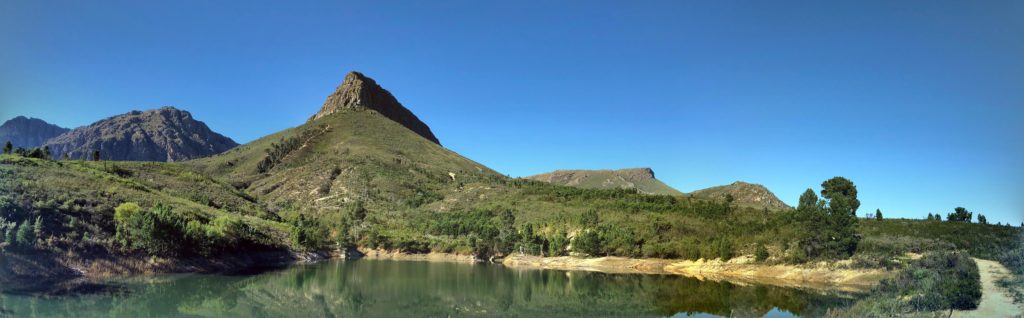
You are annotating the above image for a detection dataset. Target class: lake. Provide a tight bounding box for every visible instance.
[0,259,857,317]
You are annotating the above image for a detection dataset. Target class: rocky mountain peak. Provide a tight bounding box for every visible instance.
[42,107,238,162]
[310,71,441,145]
[0,116,70,148]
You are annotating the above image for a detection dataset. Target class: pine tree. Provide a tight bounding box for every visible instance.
[92,150,101,161]
[42,146,51,159]
[875,209,883,220]
[15,221,34,248]
[978,214,987,225]
[2,141,11,155]
[33,216,43,239]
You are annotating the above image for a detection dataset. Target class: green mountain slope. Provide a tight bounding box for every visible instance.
[525,168,683,196]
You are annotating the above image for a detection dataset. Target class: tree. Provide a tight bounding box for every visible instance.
[947,207,973,223]
[875,209,883,220]
[32,216,43,240]
[15,221,34,249]
[579,209,599,228]
[821,177,860,216]
[62,152,69,160]
[573,229,602,256]
[755,242,769,262]
[27,148,45,159]
[978,214,987,225]
[42,146,51,159]
[4,226,15,246]
[2,141,10,155]
[793,177,861,261]
[92,150,101,161]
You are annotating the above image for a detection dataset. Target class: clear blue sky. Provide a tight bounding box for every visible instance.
[2,1,1022,224]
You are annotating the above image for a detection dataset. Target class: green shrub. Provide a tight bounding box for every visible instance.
[755,243,769,262]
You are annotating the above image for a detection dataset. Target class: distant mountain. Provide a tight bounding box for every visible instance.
[0,116,69,148]
[43,107,238,161]
[310,71,441,145]
[689,181,790,210]
[525,168,684,196]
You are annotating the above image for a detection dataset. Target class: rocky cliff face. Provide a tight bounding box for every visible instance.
[0,116,69,148]
[526,168,684,195]
[43,107,238,161]
[689,181,791,210]
[310,72,441,145]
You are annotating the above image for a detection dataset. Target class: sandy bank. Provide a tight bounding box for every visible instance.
[663,256,889,293]
[352,248,478,263]
[503,254,889,293]
[502,255,674,274]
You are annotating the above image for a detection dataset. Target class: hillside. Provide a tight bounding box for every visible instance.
[42,107,238,162]
[525,168,683,196]
[689,181,791,210]
[0,116,69,148]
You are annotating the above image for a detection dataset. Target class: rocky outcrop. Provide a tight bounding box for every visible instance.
[689,181,791,210]
[43,107,238,161]
[526,168,684,195]
[310,71,441,145]
[0,116,69,148]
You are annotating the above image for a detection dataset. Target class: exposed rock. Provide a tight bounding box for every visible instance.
[310,71,441,145]
[43,107,238,161]
[689,181,791,210]
[0,116,69,148]
[526,168,683,195]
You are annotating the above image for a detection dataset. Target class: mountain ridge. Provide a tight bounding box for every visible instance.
[42,107,238,161]
[525,167,684,196]
[0,116,70,148]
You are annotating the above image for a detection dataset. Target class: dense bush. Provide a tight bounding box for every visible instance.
[833,251,981,316]
[113,202,275,256]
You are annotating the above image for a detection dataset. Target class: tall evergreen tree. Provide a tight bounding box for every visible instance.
[92,150,101,161]
[15,221,34,248]
[977,214,987,225]
[875,209,883,220]
[2,141,10,155]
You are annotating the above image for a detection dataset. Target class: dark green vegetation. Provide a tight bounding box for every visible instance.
[0,259,856,317]
[788,178,861,262]
[829,252,981,317]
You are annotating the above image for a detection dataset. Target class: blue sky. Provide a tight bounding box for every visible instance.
[1,1,1022,224]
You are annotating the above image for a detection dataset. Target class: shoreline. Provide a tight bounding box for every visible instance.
[4,248,891,294]
[501,254,888,293]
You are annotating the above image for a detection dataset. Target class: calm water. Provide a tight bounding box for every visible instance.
[0,260,856,317]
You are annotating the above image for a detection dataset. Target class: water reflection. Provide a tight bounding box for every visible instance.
[0,260,855,317]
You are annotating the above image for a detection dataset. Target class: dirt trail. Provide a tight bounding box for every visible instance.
[953,258,1023,318]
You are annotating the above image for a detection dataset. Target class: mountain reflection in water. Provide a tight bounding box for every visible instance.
[0,259,856,317]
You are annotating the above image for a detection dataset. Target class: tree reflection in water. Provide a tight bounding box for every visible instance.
[0,260,856,318]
